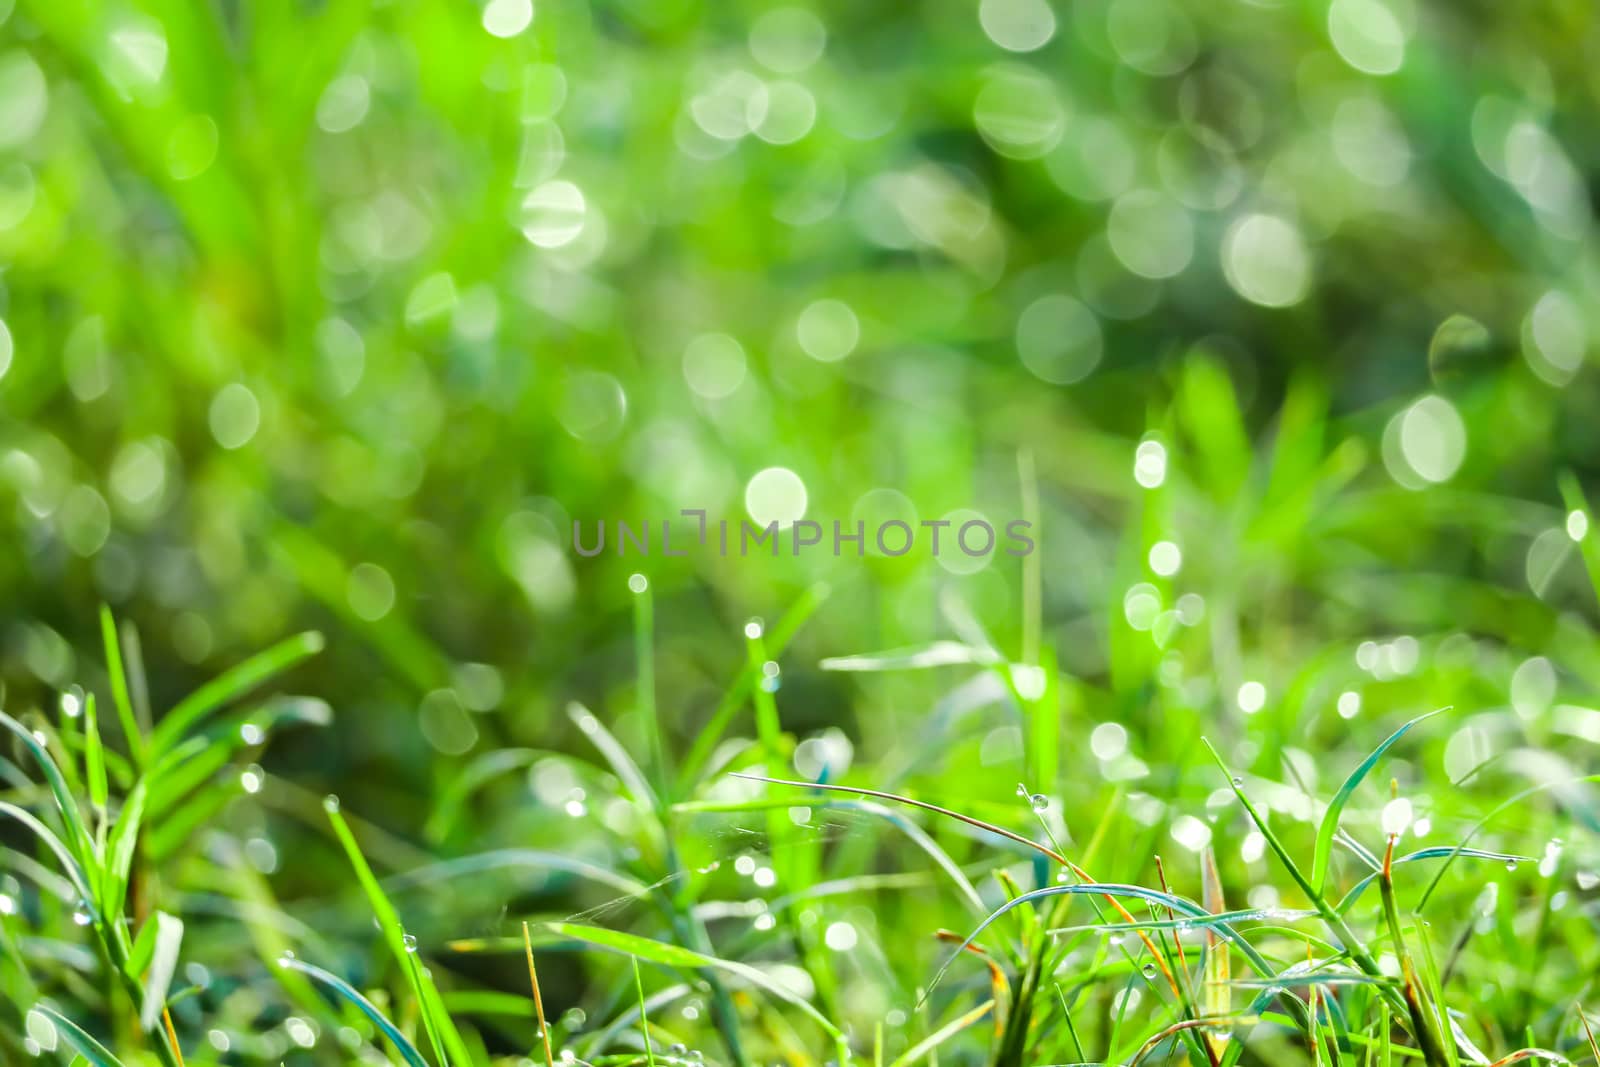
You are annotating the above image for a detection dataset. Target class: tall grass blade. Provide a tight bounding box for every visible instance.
[31,1003,126,1067]
[99,606,147,768]
[148,632,324,757]
[324,800,471,1067]
[1312,709,1446,892]
[886,1000,994,1067]
[0,710,95,871]
[277,955,431,1067]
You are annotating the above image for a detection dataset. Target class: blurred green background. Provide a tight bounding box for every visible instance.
[4,0,1600,1060]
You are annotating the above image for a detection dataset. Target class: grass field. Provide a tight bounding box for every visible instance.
[3,0,1600,1064]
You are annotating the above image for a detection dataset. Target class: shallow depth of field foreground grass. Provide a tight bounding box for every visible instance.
[6,457,1600,1067]
[5,0,1600,1064]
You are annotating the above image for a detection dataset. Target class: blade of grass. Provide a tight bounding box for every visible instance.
[887,1000,994,1067]
[137,911,183,1032]
[633,956,656,1067]
[277,954,431,1067]
[99,606,147,769]
[148,631,324,758]
[523,921,555,1067]
[542,921,845,1048]
[324,798,471,1067]
[1312,709,1447,893]
[31,1003,127,1067]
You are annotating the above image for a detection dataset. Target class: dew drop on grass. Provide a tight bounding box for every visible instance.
[402,933,419,953]
[71,907,92,926]
[322,794,341,814]
[689,1051,705,1063]
[744,618,764,639]
[1015,783,1029,798]
[1505,859,1519,872]
[1142,962,1157,978]
[241,764,264,793]
[627,572,648,593]
[1030,793,1049,812]
[1231,776,1242,786]
[670,1043,688,1056]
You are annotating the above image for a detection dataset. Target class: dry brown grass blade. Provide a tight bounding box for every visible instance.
[935,930,1011,1037]
[522,920,556,1067]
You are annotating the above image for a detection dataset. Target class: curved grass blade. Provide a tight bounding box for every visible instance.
[0,800,94,904]
[1416,774,1600,911]
[277,955,430,1067]
[388,848,649,899]
[425,748,540,843]
[1048,906,1319,935]
[928,882,1277,1002]
[544,921,843,1042]
[0,710,94,872]
[1311,708,1446,893]
[1337,846,1530,915]
[732,773,1068,865]
[31,1003,126,1067]
[886,999,994,1067]
[325,800,472,1067]
[148,631,324,758]
[569,703,658,813]
[1488,1050,1572,1065]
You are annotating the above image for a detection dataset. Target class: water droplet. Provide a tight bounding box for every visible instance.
[402,933,419,953]
[279,950,297,964]
[1030,793,1049,812]
[71,907,92,926]
[240,764,264,794]
[1231,776,1243,787]
[1015,783,1029,798]
[1142,962,1157,978]
[689,1052,705,1063]
[322,794,341,814]
[1505,859,1519,872]
[743,618,764,640]
[670,1043,689,1056]
[628,573,648,594]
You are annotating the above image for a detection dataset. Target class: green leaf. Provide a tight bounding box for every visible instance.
[148,631,324,758]
[325,800,472,1067]
[277,955,431,1067]
[1311,708,1446,892]
[0,800,94,905]
[547,921,843,1040]
[137,911,184,1032]
[0,711,95,881]
[30,1003,126,1067]
[99,606,147,769]
[101,780,147,923]
[83,693,107,813]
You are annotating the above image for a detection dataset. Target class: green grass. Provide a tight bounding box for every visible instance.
[4,489,1600,1066]
[5,0,1600,1064]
